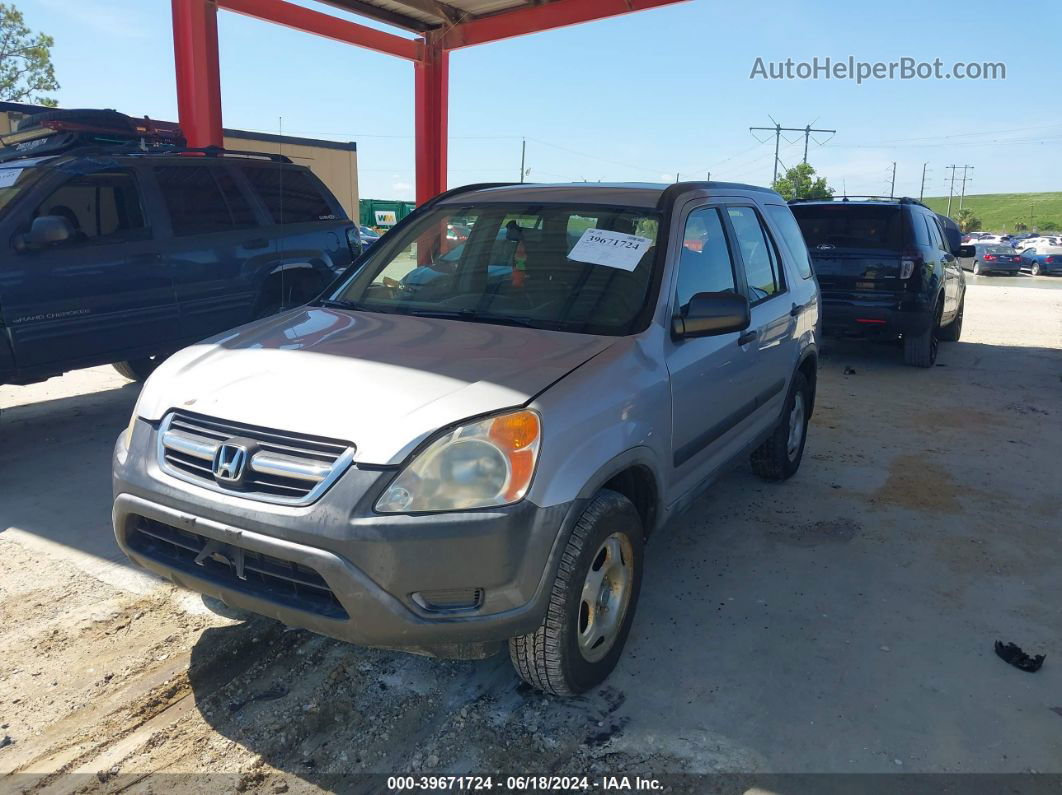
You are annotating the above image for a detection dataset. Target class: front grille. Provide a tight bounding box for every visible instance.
[159,410,354,505]
[127,517,348,619]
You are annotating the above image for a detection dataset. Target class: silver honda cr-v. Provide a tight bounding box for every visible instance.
[113,181,821,695]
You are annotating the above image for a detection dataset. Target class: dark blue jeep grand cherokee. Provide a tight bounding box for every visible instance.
[0,113,358,388]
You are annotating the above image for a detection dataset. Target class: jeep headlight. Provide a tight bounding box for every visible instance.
[375,409,541,513]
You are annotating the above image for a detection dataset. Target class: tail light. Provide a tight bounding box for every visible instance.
[1047,257,1058,265]
[900,250,918,280]
[983,254,996,261]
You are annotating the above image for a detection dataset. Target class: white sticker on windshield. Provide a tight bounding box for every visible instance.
[0,168,23,188]
[567,228,652,271]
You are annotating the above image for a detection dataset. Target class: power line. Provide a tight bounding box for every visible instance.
[749,118,836,182]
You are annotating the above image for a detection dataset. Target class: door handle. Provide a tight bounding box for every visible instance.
[738,330,758,346]
[244,238,270,249]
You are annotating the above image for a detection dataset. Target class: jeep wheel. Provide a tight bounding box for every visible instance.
[940,296,964,342]
[749,371,810,482]
[112,355,164,382]
[509,489,643,696]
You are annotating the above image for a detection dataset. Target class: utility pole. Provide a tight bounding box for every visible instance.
[919,162,929,201]
[888,162,896,198]
[945,165,958,216]
[958,165,973,211]
[750,120,836,183]
[519,138,526,183]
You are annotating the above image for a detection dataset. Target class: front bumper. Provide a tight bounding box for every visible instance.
[113,420,577,658]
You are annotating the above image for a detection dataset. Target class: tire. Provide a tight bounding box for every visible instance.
[1031,262,1041,276]
[939,296,964,342]
[903,302,941,368]
[112,355,164,382]
[749,371,811,482]
[972,261,981,275]
[509,490,644,696]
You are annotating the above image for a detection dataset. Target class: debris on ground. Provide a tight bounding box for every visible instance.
[843,366,857,375]
[995,641,1045,673]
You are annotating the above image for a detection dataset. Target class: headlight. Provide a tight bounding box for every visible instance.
[375,409,541,513]
[115,410,138,466]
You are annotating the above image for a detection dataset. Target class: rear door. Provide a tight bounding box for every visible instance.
[790,203,904,298]
[2,166,176,371]
[150,162,265,342]
[923,212,960,315]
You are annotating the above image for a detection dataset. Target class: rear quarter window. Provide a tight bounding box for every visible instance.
[765,204,814,279]
[241,166,338,225]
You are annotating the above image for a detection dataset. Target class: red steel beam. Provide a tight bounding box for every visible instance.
[172,0,224,148]
[414,34,448,204]
[217,0,420,61]
[440,0,686,50]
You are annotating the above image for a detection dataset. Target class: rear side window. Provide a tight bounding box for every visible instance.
[241,166,337,224]
[790,204,902,251]
[911,210,930,246]
[34,170,145,242]
[154,166,257,236]
[765,204,813,279]
[923,215,945,251]
[728,206,783,303]
[675,207,737,311]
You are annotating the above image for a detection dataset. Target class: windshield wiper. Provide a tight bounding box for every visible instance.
[315,298,363,311]
[405,308,552,329]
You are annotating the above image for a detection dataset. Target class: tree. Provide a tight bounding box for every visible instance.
[955,208,981,233]
[0,3,58,107]
[771,162,834,200]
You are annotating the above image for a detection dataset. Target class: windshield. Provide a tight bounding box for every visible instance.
[326,202,661,336]
[0,164,44,215]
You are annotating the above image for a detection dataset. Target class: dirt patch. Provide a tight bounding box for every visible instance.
[868,453,963,514]
[769,518,860,547]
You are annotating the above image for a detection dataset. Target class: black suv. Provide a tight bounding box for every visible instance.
[0,110,358,388]
[789,197,967,367]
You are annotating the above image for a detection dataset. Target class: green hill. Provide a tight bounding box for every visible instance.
[922,192,1062,233]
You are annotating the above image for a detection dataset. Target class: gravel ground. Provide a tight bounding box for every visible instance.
[1,281,1060,792]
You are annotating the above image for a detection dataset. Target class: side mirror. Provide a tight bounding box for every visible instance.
[15,215,75,251]
[672,291,751,339]
[957,245,976,258]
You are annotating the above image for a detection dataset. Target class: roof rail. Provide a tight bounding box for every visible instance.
[789,194,930,209]
[2,139,293,165]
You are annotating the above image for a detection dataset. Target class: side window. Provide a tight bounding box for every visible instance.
[154,166,256,236]
[764,204,813,279]
[923,215,944,251]
[34,170,145,244]
[241,166,337,224]
[911,210,930,246]
[675,207,737,312]
[727,206,782,302]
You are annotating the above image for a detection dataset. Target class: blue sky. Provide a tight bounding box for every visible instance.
[17,0,1062,200]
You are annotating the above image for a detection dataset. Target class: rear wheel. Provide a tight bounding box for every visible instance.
[1031,262,1042,276]
[972,261,982,275]
[940,296,964,342]
[112,355,164,382]
[509,490,643,696]
[749,371,811,481]
[903,303,941,368]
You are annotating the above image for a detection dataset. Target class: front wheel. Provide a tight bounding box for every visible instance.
[749,371,811,481]
[112,355,164,382]
[509,490,644,696]
[939,296,964,342]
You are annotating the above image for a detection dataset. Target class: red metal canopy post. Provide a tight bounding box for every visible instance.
[414,34,448,205]
[172,0,223,148]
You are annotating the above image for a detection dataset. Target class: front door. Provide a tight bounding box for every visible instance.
[665,203,758,497]
[2,167,176,372]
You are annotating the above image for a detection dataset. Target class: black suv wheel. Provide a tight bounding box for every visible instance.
[903,302,942,367]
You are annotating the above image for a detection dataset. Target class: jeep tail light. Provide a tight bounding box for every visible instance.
[345,226,362,259]
[900,259,915,279]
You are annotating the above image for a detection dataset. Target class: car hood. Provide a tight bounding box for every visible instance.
[136,307,614,465]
